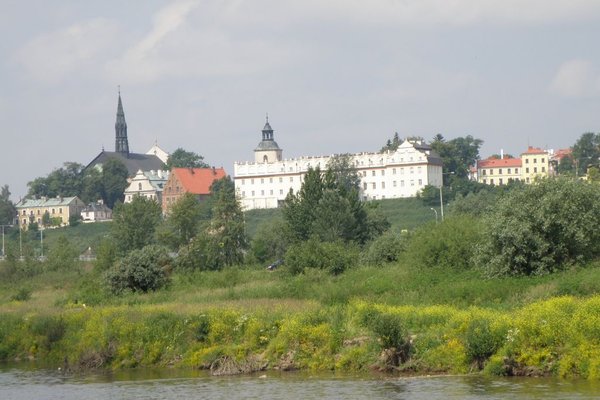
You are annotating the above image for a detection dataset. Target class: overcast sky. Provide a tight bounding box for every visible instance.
[2,0,600,200]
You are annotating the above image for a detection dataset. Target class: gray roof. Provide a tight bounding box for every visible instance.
[86,151,165,176]
[82,202,112,213]
[255,140,281,151]
[16,196,81,208]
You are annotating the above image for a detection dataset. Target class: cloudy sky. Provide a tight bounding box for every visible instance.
[2,0,600,200]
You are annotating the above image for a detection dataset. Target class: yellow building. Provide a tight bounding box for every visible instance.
[520,146,550,183]
[15,196,86,229]
[477,157,522,185]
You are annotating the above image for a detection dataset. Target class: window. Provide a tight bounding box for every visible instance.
[499,178,503,185]
[499,169,502,174]
[401,180,405,187]
[138,183,142,190]
[508,168,511,174]
[382,182,386,189]
[242,191,245,196]
[279,177,283,183]
[542,158,545,163]
[534,158,537,164]
[372,183,376,189]
[534,167,537,173]
[372,170,376,176]
[483,179,487,184]
[418,179,423,186]
[526,167,529,173]
[52,209,55,214]
[363,182,367,190]
[290,177,293,182]
[251,191,255,196]
[393,181,397,187]
[261,190,264,196]
[525,159,529,164]
[393,168,396,175]
[542,167,545,172]
[515,168,519,174]
[410,167,414,174]
[23,218,26,224]
[261,178,264,184]
[417,166,422,173]
[251,179,254,184]
[410,180,415,186]
[381,170,385,176]
[22,210,26,215]
[59,208,62,214]
[490,179,494,184]
[482,170,487,176]
[280,189,283,195]
[270,190,273,195]
[242,179,245,185]
[400,168,404,174]
[269,178,273,183]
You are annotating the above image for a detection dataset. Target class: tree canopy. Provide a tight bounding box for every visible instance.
[0,185,16,225]
[571,132,600,176]
[165,148,209,170]
[112,196,162,255]
[430,134,483,180]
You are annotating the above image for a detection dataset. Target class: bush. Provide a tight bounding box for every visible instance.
[250,218,292,264]
[10,286,32,301]
[285,238,359,275]
[476,178,600,276]
[464,319,504,369]
[105,245,171,294]
[362,231,407,266]
[45,235,78,271]
[403,215,482,270]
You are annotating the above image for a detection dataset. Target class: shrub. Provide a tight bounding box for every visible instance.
[105,245,171,294]
[476,178,600,276]
[285,238,359,275]
[45,235,78,271]
[250,218,292,264]
[362,231,407,266]
[403,215,482,270]
[10,286,32,301]
[464,319,504,369]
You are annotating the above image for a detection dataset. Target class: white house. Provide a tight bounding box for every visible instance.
[81,200,112,222]
[124,169,170,203]
[233,118,443,210]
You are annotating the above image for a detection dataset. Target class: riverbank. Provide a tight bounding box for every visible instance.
[1,295,599,378]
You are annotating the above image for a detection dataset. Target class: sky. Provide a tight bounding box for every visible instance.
[2,0,600,200]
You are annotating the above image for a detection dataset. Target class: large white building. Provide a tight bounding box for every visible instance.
[233,119,443,210]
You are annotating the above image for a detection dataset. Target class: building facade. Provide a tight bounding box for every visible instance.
[162,167,227,214]
[81,200,112,222]
[124,169,170,203]
[15,196,86,229]
[233,119,443,210]
[476,146,551,186]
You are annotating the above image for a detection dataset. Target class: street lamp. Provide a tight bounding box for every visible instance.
[439,171,454,222]
[430,207,438,224]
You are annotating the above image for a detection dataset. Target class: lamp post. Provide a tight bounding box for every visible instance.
[430,207,438,224]
[439,171,454,222]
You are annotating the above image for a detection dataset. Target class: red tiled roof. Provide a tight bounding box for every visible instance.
[478,157,522,168]
[522,146,547,155]
[553,148,572,160]
[173,167,227,195]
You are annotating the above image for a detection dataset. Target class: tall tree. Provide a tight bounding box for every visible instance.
[283,167,325,241]
[27,162,84,198]
[159,192,204,249]
[112,196,162,255]
[207,177,247,267]
[165,148,209,169]
[572,132,600,176]
[430,134,483,181]
[0,185,16,225]
[101,158,129,208]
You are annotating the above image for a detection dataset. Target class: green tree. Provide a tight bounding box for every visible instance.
[283,167,325,241]
[159,192,204,249]
[207,177,248,267]
[476,178,600,276]
[27,162,84,199]
[380,132,402,152]
[556,155,575,176]
[165,148,209,169]
[101,158,129,208]
[250,218,292,263]
[80,168,104,204]
[0,185,16,225]
[46,235,78,271]
[112,196,162,255]
[105,245,171,294]
[431,135,483,181]
[572,132,600,176]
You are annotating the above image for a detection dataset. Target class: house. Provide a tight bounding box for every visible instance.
[476,146,551,186]
[233,117,443,210]
[520,146,550,183]
[124,169,170,204]
[15,196,86,229]
[85,92,166,177]
[81,200,112,222]
[162,167,227,214]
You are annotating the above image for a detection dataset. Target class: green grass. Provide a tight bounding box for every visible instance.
[373,197,437,231]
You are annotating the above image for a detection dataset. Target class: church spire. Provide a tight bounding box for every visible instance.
[262,113,273,141]
[115,88,129,155]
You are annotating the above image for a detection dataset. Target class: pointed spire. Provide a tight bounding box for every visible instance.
[115,87,129,155]
[262,113,273,140]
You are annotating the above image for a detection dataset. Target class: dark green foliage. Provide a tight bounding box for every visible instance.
[362,231,406,266]
[250,218,292,263]
[476,178,600,276]
[556,155,575,176]
[571,132,600,176]
[380,132,401,152]
[165,148,209,169]
[68,214,81,227]
[45,235,77,271]
[404,215,482,270]
[10,286,32,301]
[361,311,406,349]
[449,189,502,218]
[430,135,483,180]
[464,319,505,369]
[285,238,359,275]
[27,162,84,199]
[159,193,204,249]
[0,185,16,225]
[112,196,162,255]
[283,167,324,241]
[101,158,129,208]
[173,233,221,271]
[30,316,66,351]
[105,245,171,294]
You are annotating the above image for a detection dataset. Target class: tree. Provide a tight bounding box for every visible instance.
[80,168,104,204]
[105,245,171,294]
[430,135,483,181]
[283,167,325,241]
[572,132,600,176]
[0,185,16,225]
[101,158,129,208]
[27,162,84,199]
[165,148,209,169]
[556,155,575,176]
[46,235,78,271]
[112,196,162,255]
[159,192,204,249]
[475,178,600,276]
[206,177,248,267]
[380,132,402,152]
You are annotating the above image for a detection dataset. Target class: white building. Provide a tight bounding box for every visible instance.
[233,118,443,210]
[124,169,170,203]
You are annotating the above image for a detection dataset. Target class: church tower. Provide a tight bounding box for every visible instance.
[254,114,283,163]
[115,90,129,155]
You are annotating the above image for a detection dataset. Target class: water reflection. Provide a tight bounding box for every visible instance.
[1,365,599,400]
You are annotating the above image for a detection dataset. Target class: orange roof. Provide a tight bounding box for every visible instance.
[522,146,547,155]
[173,167,227,195]
[478,157,522,168]
[553,148,572,160]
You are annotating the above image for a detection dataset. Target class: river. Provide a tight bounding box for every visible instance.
[1,365,598,400]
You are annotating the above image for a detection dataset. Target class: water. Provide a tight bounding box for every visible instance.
[1,366,599,400]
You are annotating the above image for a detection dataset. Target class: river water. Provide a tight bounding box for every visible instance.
[1,366,598,400]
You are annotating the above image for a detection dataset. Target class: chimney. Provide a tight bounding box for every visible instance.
[212,166,216,175]
[500,149,504,159]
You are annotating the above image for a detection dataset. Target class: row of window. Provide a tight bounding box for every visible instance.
[524,157,545,164]
[20,208,63,216]
[482,166,546,176]
[242,189,287,197]
[363,179,423,190]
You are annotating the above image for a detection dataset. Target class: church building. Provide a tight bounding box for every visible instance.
[85,92,168,176]
[233,118,443,210]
